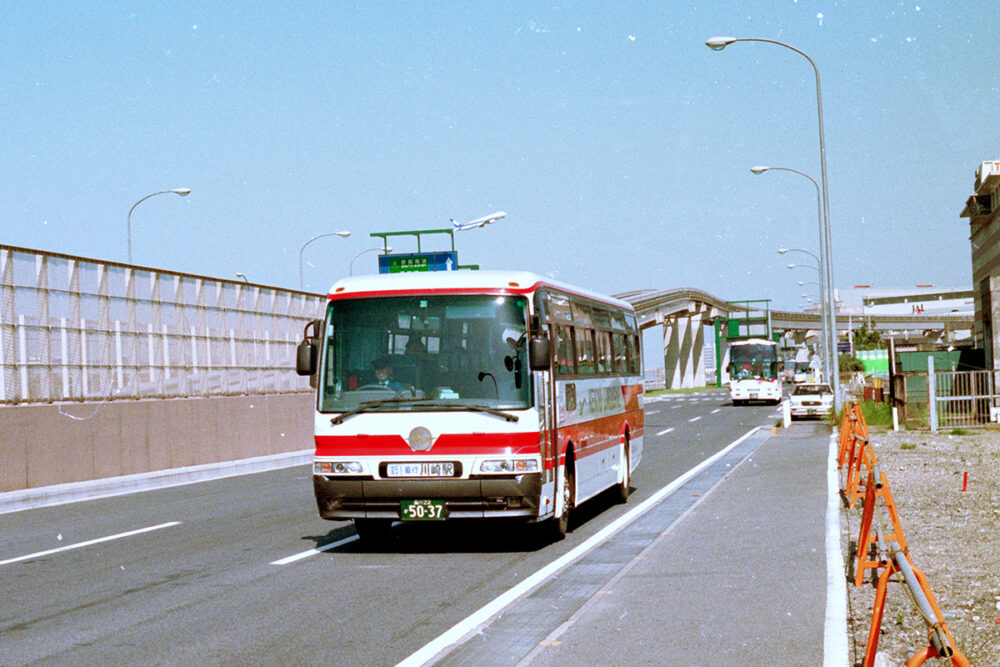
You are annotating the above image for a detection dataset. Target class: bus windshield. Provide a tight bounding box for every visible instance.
[318,294,531,413]
[729,343,779,381]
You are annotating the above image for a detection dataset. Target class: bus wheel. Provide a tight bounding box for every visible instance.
[354,518,392,544]
[550,463,575,541]
[616,442,631,503]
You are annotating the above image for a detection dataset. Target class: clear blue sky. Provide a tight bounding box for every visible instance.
[2,2,998,308]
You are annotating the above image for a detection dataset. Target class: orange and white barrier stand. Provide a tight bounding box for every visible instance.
[863,543,969,667]
[837,403,867,469]
[854,467,908,587]
[845,434,877,508]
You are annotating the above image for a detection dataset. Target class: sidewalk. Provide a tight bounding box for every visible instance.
[523,422,844,665]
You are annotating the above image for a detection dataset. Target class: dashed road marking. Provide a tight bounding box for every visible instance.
[271,534,359,565]
[1,522,181,566]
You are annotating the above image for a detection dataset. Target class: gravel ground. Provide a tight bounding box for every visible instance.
[841,425,1000,666]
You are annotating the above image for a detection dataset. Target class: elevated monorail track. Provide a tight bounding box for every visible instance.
[613,287,973,335]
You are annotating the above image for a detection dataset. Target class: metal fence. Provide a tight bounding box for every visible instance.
[1,245,325,405]
[900,368,1000,429]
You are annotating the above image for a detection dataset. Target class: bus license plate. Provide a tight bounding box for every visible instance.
[386,462,454,477]
[401,499,446,521]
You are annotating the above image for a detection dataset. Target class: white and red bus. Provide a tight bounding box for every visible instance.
[296,270,644,542]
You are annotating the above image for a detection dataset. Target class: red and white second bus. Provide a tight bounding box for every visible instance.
[296,270,644,542]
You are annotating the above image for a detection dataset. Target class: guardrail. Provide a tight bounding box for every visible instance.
[837,404,970,666]
[1,245,324,405]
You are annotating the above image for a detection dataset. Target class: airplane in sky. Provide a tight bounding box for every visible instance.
[450,211,506,231]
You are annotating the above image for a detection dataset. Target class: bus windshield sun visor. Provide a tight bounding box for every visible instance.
[330,399,519,425]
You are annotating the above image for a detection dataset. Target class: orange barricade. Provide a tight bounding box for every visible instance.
[838,403,875,507]
[864,551,969,667]
[854,468,907,586]
[836,402,970,667]
[845,434,876,508]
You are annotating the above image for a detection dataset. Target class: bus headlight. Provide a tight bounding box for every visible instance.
[479,458,540,474]
[314,461,363,475]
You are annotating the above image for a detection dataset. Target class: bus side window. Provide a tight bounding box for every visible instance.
[612,333,627,373]
[555,325,575,376]
[574,327,596,375]
[625,335,640,375]
[597,331,612,374]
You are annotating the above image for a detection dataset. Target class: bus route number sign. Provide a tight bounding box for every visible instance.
[401,499,446,520]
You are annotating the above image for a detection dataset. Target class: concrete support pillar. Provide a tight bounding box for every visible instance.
[663,317,684,390]
[690,314,706,387]
[663,312,706,390]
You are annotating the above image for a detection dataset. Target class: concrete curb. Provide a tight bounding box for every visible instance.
[0,449,312,515]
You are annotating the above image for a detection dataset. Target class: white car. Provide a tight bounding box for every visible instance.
[788,383,834,419]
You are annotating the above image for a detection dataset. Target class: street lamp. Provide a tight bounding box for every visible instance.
[783,250,831,380]
[350,246,392,276]
[765,166,830,381]
[779,247,820,263]
[764,166,837,375]
[787,262,818,272]
[236,273,249,283]
[299,230,351,290]
[709,35,840,410]
[779,245,832,380]
[127,188,191,264]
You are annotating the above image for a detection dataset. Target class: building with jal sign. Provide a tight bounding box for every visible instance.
[960,160,1000,368]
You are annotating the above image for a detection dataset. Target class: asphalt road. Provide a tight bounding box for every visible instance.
[0,389,784,666]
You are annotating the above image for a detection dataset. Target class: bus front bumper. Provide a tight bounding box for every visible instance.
[313,474,544,520]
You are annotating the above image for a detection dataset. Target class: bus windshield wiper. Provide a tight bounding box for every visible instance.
[330,399,519,425]
[330,397,432,425]
[401,400,520,422]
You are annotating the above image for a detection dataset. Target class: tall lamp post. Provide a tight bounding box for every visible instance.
[754,165,830,385]
[778,244,832,382]
[299,230,351,290]
[707,36,840,411]
[127,188,191,264]
[350,246,392,276]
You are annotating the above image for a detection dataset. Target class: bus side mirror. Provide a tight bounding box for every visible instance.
[528,335,551,371]
[296,319,323,376]
[296,341,317,376]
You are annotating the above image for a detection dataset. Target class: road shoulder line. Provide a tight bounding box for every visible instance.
[824,430,849,665]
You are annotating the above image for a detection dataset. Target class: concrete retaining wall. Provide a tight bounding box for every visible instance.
[0,393,314,493]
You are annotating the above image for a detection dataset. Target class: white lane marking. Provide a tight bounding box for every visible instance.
[655,427,674,436]
[671,405,682,410]
[687,416,702,423]
[711,408,721,414]
[396,427,763,667]
[0,522,181,566]
[271,534,359,565]
[824,431,849,665]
